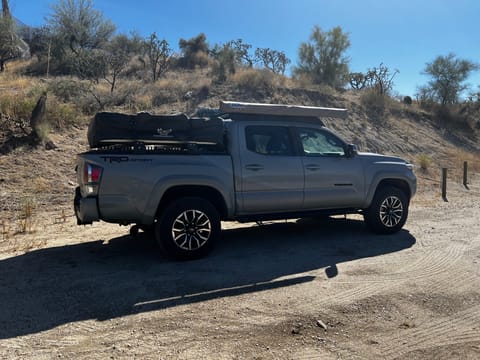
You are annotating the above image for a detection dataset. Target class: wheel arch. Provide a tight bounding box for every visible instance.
[156,185,229,220]
[379,179,411,198]
[366,178,412,208]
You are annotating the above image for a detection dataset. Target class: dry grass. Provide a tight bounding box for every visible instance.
[0,60,38,91]
[230,68,282,92]
[417,154,433,172]
[444,148,480,184]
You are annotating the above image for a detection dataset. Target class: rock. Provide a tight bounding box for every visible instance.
[291,327,301,335]
[316,319,328,331]
[45,140,58,150]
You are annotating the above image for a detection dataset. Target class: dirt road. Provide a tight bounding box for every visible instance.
[1,183,479,359]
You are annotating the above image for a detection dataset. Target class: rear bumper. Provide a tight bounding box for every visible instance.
[74,187,100,225]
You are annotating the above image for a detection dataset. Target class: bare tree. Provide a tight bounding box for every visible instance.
[365,63,399,96]
[349,64,398,95]
[2,0,11,18]
[145,33,171,82]
[349,72,367,90]
[102,34,141,93]
[228,39,254,67]
[254,48,290,75]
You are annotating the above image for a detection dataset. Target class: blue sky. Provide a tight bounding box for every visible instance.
[5,0,480,97]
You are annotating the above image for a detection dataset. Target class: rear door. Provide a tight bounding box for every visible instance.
[237,124,304,214]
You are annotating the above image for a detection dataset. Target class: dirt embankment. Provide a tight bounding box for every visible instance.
[1,87,479,359]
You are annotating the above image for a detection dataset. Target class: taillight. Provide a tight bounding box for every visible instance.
[83,163,103,196]
[84,163,103,184]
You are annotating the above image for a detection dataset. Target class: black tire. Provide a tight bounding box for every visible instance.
[130,225,154,237]
[364,186,409,234]
[155,197,221,260]
[129,225,140,236]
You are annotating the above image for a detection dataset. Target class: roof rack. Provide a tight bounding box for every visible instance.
[219,101,348,119]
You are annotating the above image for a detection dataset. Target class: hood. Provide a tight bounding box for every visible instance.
[357,152,410,165]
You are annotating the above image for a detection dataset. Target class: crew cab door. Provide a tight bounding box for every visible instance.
[297,127,365,209]
[237,124,304,214]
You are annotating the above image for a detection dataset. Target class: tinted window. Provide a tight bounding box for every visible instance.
[245,126,293,156]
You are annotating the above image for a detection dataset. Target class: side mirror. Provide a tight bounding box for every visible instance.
[346,144,358,158]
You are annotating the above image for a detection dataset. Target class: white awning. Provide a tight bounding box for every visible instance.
[220,101,348,119]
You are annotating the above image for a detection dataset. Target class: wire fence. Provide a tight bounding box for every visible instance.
[416,160,480,200]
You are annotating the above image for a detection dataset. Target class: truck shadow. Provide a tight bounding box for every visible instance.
[0,217,415,339]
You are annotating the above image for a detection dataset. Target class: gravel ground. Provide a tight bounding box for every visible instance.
[1,181,479,359]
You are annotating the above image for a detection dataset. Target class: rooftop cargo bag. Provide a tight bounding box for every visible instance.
[87,112,223,148]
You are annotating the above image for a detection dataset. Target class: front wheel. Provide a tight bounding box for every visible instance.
[364,186,409,234]
[156,197,221,260]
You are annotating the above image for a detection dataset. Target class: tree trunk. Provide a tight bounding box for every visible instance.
[2,0,11,19]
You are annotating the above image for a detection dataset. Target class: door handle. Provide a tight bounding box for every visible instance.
[305,164,321,171]
[245,164,264,171]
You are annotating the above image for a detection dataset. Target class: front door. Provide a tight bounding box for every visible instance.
[298,127,365,209]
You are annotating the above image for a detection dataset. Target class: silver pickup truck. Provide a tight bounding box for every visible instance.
[74,101,416,259]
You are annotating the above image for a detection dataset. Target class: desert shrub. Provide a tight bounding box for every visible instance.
[178,33,209,69]
[151,79,187,106]
[0,93,36,121]
[74,87,137,115]
[230,68,275,92]
[46,97,82,128]
[191,51,210,69]
[360,88,386,113]
[313,84,337,97]
[434,105,473,131]
[151,89,179,106]
[48,78,90,102]
[0,90,85,131]
[403,96,412,105]
[196,83,210,100]
[417,154,432,172]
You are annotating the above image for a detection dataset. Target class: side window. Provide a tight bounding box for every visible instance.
[245,126,294,156]
[298,127,345,156]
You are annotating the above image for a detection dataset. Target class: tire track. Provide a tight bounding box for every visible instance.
[378,305,480,359]
[285,232,476,319]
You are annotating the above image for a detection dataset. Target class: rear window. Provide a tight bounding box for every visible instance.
[245,126,293,156]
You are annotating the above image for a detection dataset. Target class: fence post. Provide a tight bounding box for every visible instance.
[463,161,469,189]
[442,168,448,201]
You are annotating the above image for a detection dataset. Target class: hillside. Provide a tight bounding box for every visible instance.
[1,66,479,227]
[2,66,480,360]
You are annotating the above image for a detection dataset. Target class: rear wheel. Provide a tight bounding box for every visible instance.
[364,186,409,234]
[156,197,220,260]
